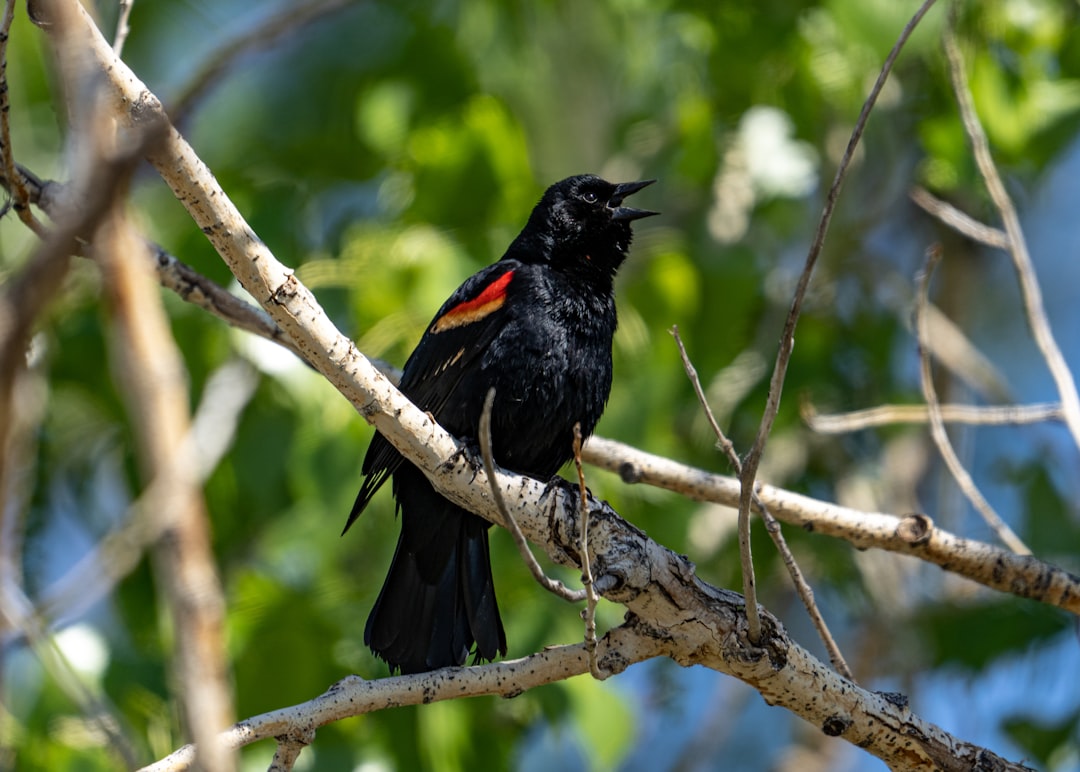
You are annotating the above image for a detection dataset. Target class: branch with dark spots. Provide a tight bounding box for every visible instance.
[583,437,1080,615]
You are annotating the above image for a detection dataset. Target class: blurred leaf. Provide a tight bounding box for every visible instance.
[1001,709,1080,770]
[914,600,1070,672]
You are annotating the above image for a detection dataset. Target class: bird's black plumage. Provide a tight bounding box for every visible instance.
[346,174,656,673]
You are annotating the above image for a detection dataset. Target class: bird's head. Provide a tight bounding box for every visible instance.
[512,174,658,280]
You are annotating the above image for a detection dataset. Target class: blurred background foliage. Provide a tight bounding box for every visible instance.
[2,0,1080,769]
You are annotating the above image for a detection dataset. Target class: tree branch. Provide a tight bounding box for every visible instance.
[802,399,1064,433]
[583,436,1078,614]
[168,0,355,125]
[673,326,852,680]
[139,629,666,772]
[909,185,1009,249]
[915,248,1029,555]
[943,12,1080,451]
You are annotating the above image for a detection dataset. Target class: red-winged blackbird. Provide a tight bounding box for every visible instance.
[344,174,656,674]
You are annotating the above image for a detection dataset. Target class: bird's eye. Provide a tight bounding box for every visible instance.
[580,190,599,204]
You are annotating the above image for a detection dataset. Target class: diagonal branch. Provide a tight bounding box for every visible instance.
[169,0,354,124]
[909,186,1009,249]
[943,15,1080,451]
[673,327,852,680]
[915,248,1029,554]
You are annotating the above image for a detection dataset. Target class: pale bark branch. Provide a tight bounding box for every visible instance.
[803,400,1064,433]
[909,185,1009,249]
[140,630,666,772]
[582,436,1079,614]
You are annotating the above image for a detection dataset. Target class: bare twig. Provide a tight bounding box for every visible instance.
[113,0,134,55]
[736,0,940,631]
[478,388,585,603]
[672,328,853,679]
[1,163,312,365]
[572,423,605,680]
[672,325,760,639]
[0,0,47,237]
[909,186,1009,249]
[169,0,354,124]
[149,242,310,364]
[803,400,1064,433]
[943,14,1080,451]
[915,248,1029,554]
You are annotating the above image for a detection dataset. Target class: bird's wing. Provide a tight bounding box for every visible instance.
[343,261,521,534]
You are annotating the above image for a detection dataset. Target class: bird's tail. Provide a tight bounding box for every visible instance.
[364,465,506,674]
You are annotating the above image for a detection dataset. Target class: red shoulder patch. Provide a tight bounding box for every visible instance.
[431,270,514,333]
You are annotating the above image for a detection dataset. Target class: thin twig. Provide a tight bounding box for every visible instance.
[672,328,853,679]
[0,0,47,237]
[736,0,941,634]
[572,423,605,680]
[909,186,1009,249]
[672,325,760,640]
[112,0,134,55]
[478,388,585,602]
[169,0,354,124]
[803,399,1064,433]
[916,247,1029,554]
[943,13,1080,452]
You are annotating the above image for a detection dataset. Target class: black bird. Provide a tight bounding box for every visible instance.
[345,174,656,673]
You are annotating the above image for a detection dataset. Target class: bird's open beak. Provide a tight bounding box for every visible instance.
[609,179,659,221]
